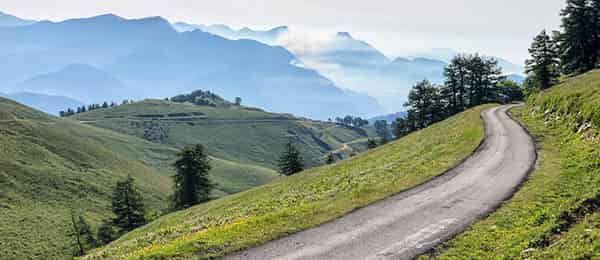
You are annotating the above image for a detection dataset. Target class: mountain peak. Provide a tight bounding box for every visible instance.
[88,13,124,21]
[336,32,353,39]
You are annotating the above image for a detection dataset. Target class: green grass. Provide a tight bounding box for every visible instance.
[0,97,283,258]
[83,105,491,259]
[72,99,372,168]
[421,70,600,259]
[0,97,173,258]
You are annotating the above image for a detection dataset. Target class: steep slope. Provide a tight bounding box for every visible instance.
[72,99,373,168]
[84,105,490,259]
[0,97,172,258]
[424,70,600,259]
[0,11,35,27]
[0,91,84,115]
[0,14,383,119]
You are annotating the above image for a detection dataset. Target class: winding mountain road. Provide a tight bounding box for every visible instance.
[225,105,536,260]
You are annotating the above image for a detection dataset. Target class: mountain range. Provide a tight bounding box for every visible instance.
[175,23,524,112]
[0,11,525,116]
[172,22,289,45]
[0,13,383,119]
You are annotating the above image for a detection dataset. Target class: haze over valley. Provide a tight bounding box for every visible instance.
[2,1,599,259]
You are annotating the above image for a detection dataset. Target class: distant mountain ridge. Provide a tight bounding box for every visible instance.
[172,22,288,44]
[0,92,84,115]
[0,11,35,27]
[172,22,525,112]
[0,12,384,119]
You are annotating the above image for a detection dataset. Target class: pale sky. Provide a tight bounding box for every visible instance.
[0,0,566,64]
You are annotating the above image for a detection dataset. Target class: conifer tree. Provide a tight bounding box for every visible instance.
[367,138,378,149]
[96,220,117,245]
[277,141,304,176]
[525,30,561,89]
[559,0,597,74]
[591,0,600,61]
[111,176,146,232]
[405,80,443,129]
[68,211,97,256]
[172,144,213,210]
[325,153,336,165]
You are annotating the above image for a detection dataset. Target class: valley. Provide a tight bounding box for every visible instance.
[0,93,375,258]
[82,105,489,259]
[2,1,600,259]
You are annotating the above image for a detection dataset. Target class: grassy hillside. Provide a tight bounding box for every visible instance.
[422,70,600,259]
[72,99,372,168]
[0,97,174,258]
[84,105,491,259]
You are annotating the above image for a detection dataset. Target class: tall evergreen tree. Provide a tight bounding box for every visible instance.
[373,120,391,142]
[68,211,97,256]
[559,0,597,74]
[392,117,415,138]
[325,153,336,165]
[591,0,600,61]
[525,30,561,89]
[442,55,469,113]
[96,220,117,245]
[405,80,444,129]
[111,176,146,232]
[367,138,378,149]
[172,144,213,210]
[277,141,304,176]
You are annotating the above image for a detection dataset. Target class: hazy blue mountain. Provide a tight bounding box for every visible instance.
[0,92,83,115]
[299,32,390,68]
[167,22,525,112]
[17,64,127,103]
[0,11,35,27]
[172,22,288,45]
[385,57,446,83]
[288,33,447,112]
[414,48,524,75]
[0,14,383,119]
[369,111,407,124]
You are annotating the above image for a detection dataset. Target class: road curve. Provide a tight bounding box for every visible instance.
[225,105,536,260]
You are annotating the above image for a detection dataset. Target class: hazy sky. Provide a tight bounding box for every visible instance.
[0,0,566,64]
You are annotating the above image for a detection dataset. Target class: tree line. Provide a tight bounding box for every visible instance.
[332,115,370,128]
[392,54,522,138]
[525,0,600,91]
[59,100,134,117]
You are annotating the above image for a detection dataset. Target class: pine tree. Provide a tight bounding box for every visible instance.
[277,141,304,176]
[111,176,147,232]
[405,80,443,129]
[525,30,561,89]
[591,0,600,61]
[325,153,336,165]
[172,144,213,210]
[68,211,97,256]
[559,0,597,74]
[96,220,117,245]
[442,54,469,113]
[367,139,378,149]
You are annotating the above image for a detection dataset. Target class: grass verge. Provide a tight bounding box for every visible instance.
[84,105,492,259]
[421,71,600,259]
